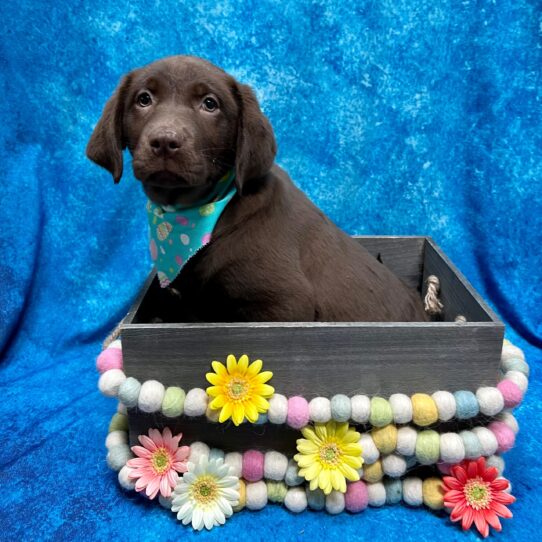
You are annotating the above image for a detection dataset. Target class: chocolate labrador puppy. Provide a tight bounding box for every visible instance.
[87,55,428,322]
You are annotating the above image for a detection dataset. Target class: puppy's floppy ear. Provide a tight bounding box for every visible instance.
[86,74,132,183]
[233,83,277,195]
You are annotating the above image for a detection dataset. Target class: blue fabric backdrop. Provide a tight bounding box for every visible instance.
[1,1,541,540]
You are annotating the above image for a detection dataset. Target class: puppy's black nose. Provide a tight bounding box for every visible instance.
[149,131,181,157]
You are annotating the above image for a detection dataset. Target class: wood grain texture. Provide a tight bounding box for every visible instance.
[422,239,501,323]
[352,236,425,290]
[122,322,502,396]
[128,411,302,452]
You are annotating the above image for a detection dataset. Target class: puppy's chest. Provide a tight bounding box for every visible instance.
[170,244,243,321]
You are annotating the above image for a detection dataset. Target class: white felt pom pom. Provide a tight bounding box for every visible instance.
[224,452,243,478]
[367,482,386,507]
[499,411,520,434]
[285,459,304,486]
[107,444,132,471]
[158,495,173,509]
[382,454,407,477]
[396,426,417,457]
[359,434,379,464]
[246,481,267,510]
[402,477,423,506]
[109,339,122,350]
[264,451,289,481]
[137,380,165,413]
[440,433,466,464]
[188,441,210,465]
[325,490,345,514]
[501,344,524,361]
[116,402,128,415]
[284,487,308,513]
[350,395,371,423]
[309,397,332,423]
[476,387,504,416]
[118,465,136,491]
[268,394,288,424]
[98,369,126,397]
[472,427,498,456]
[432,391,456,421]
[486,455,505,475]
[504,370,528,393]
[389,393,413,424]
[105,430,128,450]
[183,388,208,416]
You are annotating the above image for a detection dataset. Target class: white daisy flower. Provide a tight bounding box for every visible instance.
[171,456,240,531]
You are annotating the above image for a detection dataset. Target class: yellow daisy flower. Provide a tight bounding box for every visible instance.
[206,354,274,426]
[294,421,363,494]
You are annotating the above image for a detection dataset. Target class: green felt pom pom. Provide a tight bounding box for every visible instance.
[415,430,440,465]
[267,481,288,503]
[161,386,186,417]
[108,413,129,433]
[369,397,393,427]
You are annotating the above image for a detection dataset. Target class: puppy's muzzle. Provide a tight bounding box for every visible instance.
[148,129,183,158]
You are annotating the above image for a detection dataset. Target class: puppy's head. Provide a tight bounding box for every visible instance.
[86,56,276,204]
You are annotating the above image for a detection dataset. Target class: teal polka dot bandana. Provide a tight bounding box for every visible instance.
[146,170,237,287]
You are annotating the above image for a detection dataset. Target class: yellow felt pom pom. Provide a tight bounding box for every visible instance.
[233,479,246,512]
[362,459,383,483]
[371,424,398,455]
[422,477,444,510]
[411,393,439,427]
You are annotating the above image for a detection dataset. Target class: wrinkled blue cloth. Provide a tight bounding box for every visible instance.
[1,1,541,540]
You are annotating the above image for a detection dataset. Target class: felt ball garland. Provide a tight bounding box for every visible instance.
[97,339,527,430]
[98,338,525,528]
[104,411,511,520]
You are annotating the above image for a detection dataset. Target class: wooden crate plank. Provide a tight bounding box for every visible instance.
[353,236,425,290]
[122,322,502,396]
[422,239,502,324]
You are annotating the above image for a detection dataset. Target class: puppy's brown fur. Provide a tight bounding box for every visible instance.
[87,55,428,322]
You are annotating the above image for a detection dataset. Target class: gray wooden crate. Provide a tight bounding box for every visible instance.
[121,236,504,449]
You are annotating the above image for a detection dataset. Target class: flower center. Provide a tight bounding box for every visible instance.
[191,476,218,506]
[227,377,249,401]
[464,477,492,509]
[319,443,341,466]
[151,447,171,475]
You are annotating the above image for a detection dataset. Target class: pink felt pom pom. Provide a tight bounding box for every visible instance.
[345,481,369,513]
[497,379,523,408]
[287,396,310,429]
[242,450,264,482]
[96,347,123,374]
[488,421,516,453]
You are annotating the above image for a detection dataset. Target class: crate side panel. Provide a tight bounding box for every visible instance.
[128,412,300,453]
[422,241,499,323]
[122,324,502,397]
[353,236,425,290]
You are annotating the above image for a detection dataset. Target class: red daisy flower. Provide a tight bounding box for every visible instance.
[442,457,515,538]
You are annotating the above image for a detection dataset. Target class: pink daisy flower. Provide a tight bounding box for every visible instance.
[127,427,190,500]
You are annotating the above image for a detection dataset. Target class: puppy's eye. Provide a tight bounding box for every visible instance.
[137,92,152,107]
[202,96,219,112]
